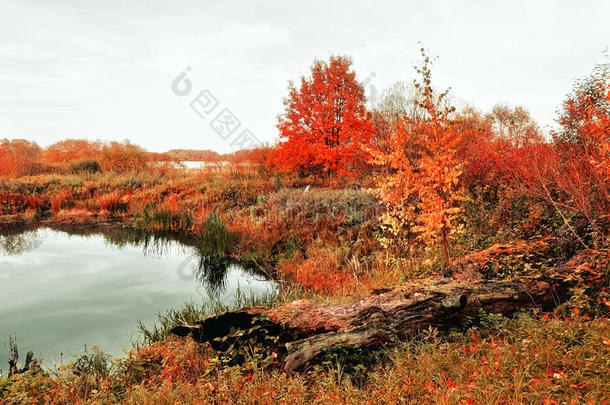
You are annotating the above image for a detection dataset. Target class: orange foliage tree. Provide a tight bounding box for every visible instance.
[0,139,42,177]
[43,139,102,163]
[455,106,545,196]
[554,64,609,187]
[99,141,150,173]
[503,63,610,249]
[548,64,609,242]
[275,56,375,179]
[370,51,468,265]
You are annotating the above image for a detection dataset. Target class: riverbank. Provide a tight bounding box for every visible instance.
[0,224,279,376]
[2,303,608,403]
[1,163,608,403]
[1,169,387,296]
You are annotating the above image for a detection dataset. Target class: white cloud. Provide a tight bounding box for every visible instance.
[0,0,608,152]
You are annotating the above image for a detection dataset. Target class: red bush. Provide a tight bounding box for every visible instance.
[50,189,72,213]
[0,139,42,177]
[99,190,132,213]
[0,192,42,214]
[44,139,102,163]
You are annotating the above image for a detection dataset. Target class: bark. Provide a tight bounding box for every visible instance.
[172,276,564,372]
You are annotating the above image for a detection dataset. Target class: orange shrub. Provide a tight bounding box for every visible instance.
[0,139,42,177]
[125,337,211,386]
[99,141,150,172]
[0,192,42,214]
[98,190,132,213]
[278,247,352,294]
[229,217,285,260]
[44,139,102,163]
[369,50,467,265]
[50,189,72,213]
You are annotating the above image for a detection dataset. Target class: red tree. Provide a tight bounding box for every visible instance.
[0,139,41,177]
[44,139,102,163]
[513,64,609,247]
[275,56,375,178]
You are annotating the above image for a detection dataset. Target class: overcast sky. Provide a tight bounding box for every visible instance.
[0,1,608,153]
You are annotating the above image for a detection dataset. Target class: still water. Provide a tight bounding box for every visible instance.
[0,226,275,373]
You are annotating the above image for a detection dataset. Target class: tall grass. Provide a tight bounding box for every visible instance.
[198,211,230,257]
[136,286,302,345]
[133,202,192,232]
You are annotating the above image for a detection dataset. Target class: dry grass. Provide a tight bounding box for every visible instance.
[2,315,607,404]
[1,162,608,404]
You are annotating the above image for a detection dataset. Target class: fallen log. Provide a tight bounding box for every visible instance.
[172,277,564,372]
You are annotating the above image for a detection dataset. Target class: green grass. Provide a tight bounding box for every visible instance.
[135,286,303,345]
[198,211,231,257]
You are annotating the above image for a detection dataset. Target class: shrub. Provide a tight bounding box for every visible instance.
[0,192,43,215]
[71,159,101,174]
[99,141,150,173]
[44,139,102,163]
[99,190,131,213]
[50,189,72,213]
[0,139,42,177]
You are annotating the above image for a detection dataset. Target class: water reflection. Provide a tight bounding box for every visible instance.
[0,230,43,255]
[0,224,266,296]
[178,255,269,298]
[0,225,275,371]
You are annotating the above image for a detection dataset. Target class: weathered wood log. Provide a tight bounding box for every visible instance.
[172,277,564,371]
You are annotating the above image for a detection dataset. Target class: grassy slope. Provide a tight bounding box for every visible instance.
[1,168,608,404]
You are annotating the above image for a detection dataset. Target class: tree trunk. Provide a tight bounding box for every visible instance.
[172,276,565,372]
[441,224,450,267]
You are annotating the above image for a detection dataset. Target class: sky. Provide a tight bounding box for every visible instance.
[0,0,608,153]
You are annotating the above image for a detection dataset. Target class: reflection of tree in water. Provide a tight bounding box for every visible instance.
[186,255,268,298]
[0,225,192,257]
[0,224,270,295]
[194,256,232,295]
[132,231,193,257]
[0,230,43,255]
[127,230,269,296]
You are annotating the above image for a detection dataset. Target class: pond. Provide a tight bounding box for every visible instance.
[0,226,276,373]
